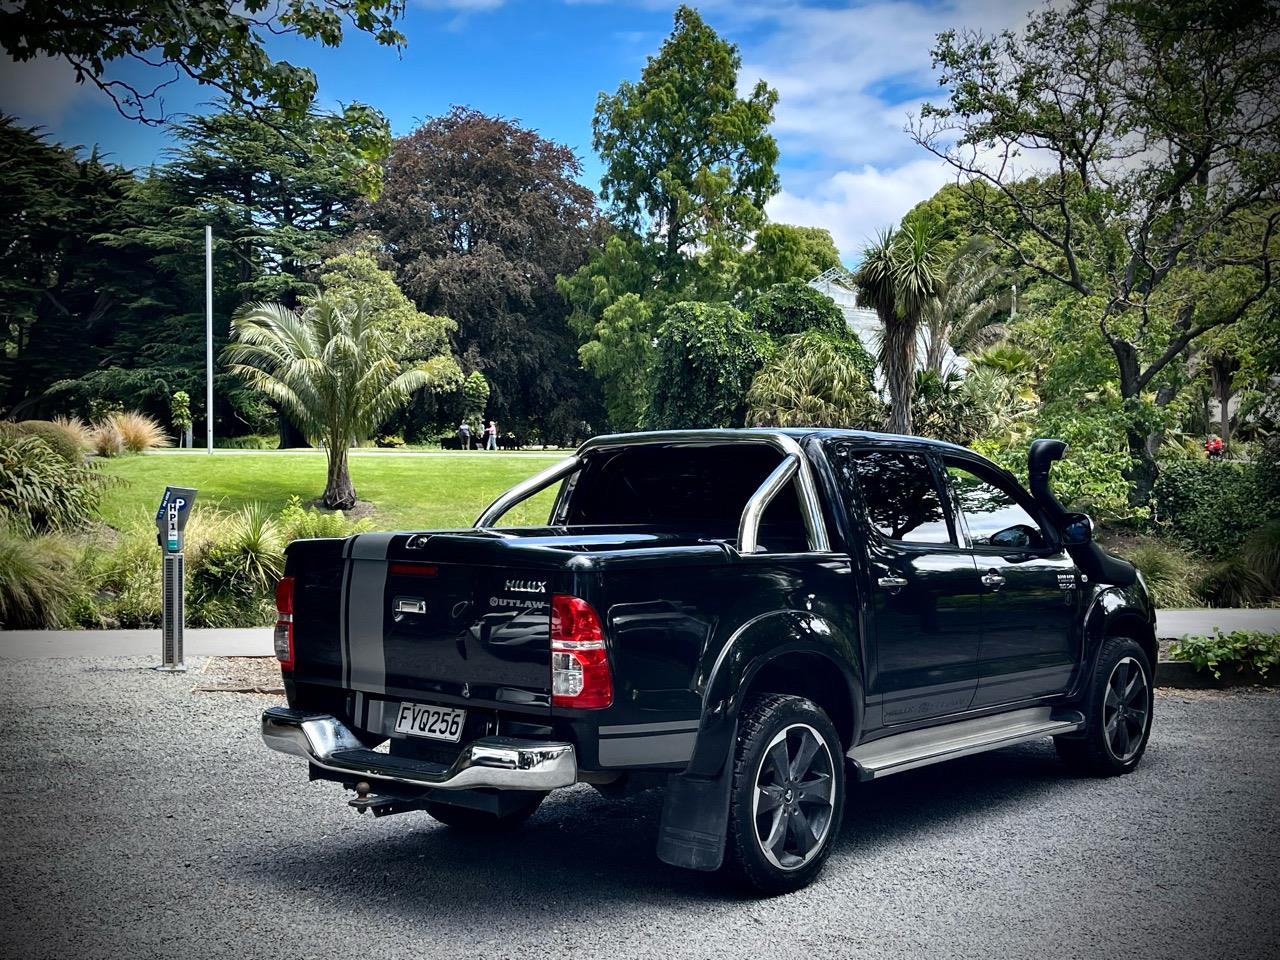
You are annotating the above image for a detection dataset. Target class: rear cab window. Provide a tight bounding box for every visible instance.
[559,442,807,552]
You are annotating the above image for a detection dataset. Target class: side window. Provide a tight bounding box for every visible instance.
[829,445,953,545]
[945,461,1047,549]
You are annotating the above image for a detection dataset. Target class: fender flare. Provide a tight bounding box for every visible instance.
[1071,585,1158,701]
[656,609,863,872]
[683,609,863,779]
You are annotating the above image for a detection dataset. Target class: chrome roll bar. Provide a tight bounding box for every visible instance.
[473,455,582,527]
[737,454,799,554]
[473,430,831,554]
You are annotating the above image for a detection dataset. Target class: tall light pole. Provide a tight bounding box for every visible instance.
[205,225,214,454]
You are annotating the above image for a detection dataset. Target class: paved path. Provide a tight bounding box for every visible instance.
[4,608,1274,659]
[1,657,1276,960]
[1157,608,1280,638]
[0,627,270,659]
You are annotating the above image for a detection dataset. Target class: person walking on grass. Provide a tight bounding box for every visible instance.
[457,420,471,450]
[485,419,498,450]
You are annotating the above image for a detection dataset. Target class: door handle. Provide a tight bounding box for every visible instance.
[877,575,908,592]
[981,571,1006,590]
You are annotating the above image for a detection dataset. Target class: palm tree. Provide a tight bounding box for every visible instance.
[226,295,436,509]
[922,240,1009,375]
[856,218,942,434]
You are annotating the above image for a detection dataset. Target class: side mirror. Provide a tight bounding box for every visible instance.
[1061,512,1094,546]
[990,524,1037,550]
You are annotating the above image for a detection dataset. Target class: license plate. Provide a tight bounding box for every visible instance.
[393,702,467,742]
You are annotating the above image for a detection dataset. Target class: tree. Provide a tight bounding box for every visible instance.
[747,331,882,429]
[364,107,601,436]
[155,102,391,305]
[645,302,770,430]
[912,0,1280,501]
[921,240,1009,374]
[592,5,779,272]
[226,295,439,508]
[318,243,458,372]
[855,219,944,434]
[0,0,405,126]
[739,224,842,292]
[747,281,851,343]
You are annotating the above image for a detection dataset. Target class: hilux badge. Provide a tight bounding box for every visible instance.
[504,579,546,594]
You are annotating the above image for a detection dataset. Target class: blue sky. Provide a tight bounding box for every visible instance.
[1,0,1041,263]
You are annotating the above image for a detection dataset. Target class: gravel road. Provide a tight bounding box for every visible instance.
[1,658,1276,960]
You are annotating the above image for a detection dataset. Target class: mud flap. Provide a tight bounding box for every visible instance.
[655,735,735,872]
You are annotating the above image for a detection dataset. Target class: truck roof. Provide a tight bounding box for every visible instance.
[579,427,977,458]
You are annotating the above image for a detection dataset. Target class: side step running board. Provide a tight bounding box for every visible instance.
[847,706,1085,781]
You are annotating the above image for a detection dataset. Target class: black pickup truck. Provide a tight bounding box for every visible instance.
[262,429,1155,892]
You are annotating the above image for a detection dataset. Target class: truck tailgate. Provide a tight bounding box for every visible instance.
[299,532,554,715]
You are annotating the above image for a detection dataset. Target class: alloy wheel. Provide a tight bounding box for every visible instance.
[751,722,836,870]
[1103,656,1150,762]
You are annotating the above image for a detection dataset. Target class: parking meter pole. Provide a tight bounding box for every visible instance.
[155,486,198,673]
[159,552,186,672]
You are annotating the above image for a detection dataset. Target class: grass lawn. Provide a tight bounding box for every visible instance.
[98,451,565,532]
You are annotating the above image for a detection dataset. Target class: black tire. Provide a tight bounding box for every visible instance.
[1055,636,1154,776]
[425,791,545,831]
[725,694,845,894]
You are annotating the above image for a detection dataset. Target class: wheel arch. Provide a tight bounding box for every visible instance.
[1076,586,1158,700]
[683,611,863,778]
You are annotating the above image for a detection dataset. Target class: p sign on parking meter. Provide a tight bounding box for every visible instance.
[154,486,197,671]
[155,486,197,552]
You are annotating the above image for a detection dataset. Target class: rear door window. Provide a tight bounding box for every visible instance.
[830,446,953,545]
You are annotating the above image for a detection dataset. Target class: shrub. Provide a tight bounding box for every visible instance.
[747,330,882,428]
[17,419,88,463]
[0,433,104,533]
[1151,460,1277,558]
[1116,539,1204,608]
[0,530,81,628]
[645,301,771,430]
[278,496,370,542]
[216,434,277,450]
[184,504,283,627]
[1169,629,1280,680]
[747,281,851,343]
[107,411,171,453]
[90,419,124,457]
[1195,522,1279,608]
[77,533,161,628]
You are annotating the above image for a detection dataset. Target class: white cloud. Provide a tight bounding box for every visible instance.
[728,0,1045,262]
[766,158,955,263]
[0,54,88,124]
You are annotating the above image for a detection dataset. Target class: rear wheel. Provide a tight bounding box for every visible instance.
[725,694,845,894]
[425,791,545,831]
[1055,636,1153,776]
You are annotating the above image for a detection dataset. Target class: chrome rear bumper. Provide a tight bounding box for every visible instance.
[261,706,577,791]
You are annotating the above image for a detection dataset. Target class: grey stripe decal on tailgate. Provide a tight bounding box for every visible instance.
[345,532,396,695]
[339,536,355,688]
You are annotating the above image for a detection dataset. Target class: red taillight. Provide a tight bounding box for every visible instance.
[274,575,295,671]
[550,594,612,709]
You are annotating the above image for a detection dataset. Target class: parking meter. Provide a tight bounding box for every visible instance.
[154,487,197,671]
